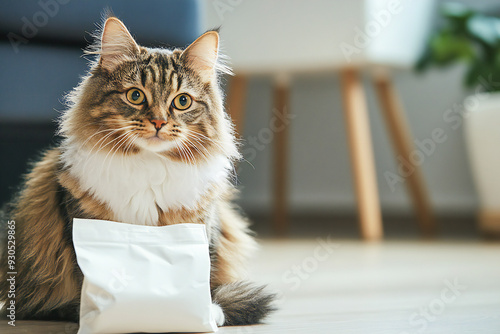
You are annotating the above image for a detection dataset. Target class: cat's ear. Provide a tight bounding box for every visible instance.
[99,17,140,70]
[181,31,219,80]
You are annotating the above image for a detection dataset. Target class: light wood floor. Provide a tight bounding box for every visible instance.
[2,239,500,333]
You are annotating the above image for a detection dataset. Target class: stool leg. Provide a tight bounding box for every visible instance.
[373,72,436,237]
[273,77,290,236]
[341,68,383,241]
[226,75,248,137]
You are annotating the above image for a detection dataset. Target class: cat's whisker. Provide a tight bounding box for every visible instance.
[123,133,139,155]
[239,157,256,170]
[80,131,122,173]
[179,141,193,165]
[90,128,136,161]
[184,133,239,180]
[184,132,214,154]
[72,119,134,138]
[186,132,239,178]
[104,133,137,172]
[180,140,199,178]
[183,136,211,161]
[120,135,135,169]
[81,126,135,172]
[188,130,225,143]
[86,126,133,155]
[185,134,225,163]
[183,140,198,165]
[173,140,189,165]
[187,131,227,155]
[188,130,227,148]
[96,126,136,151]
[173,140,186,164]
[106,135,132,172]
[178,140,196,167]
[101,131,135,171]
[80,127,124,149]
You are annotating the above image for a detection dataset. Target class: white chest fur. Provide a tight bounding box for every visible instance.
[63,145,231,225]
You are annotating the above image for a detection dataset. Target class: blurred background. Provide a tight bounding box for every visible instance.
[1,1,500,333]
[207,0,500,239]
[2,0,500,240]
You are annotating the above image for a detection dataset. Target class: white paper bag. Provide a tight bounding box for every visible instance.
[73,218,218,333]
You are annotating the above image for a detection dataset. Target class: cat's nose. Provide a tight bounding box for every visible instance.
[150,119,167,130]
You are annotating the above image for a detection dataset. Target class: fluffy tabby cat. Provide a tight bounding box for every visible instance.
[0,17,274,325]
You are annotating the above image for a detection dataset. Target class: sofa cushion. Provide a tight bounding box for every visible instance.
[0,0,202,49]
[0,0,203,121]
[0,43,87,121]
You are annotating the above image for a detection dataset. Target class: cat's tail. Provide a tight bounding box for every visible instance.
[211,281,276,326]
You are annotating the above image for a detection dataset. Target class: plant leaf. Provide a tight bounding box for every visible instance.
[467,15,500,47]
[431,31,475,64]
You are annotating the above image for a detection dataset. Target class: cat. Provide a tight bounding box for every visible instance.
[0,17,275,326]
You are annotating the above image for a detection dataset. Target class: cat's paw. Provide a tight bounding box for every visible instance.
[211,303,225,326]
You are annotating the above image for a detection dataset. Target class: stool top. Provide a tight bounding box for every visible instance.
[207,0,435,75]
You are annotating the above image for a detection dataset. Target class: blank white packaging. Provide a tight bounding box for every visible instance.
[73,218,218,334]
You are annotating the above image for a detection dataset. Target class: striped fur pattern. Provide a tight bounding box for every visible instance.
[0,17,274,325]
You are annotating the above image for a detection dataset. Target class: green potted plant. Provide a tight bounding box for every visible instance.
[418,2,500,236]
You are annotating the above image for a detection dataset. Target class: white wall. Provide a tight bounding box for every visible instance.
[204,0,499,215]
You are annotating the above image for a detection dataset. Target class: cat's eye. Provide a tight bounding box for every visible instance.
[172,93,192,110]
[126,88,146,105]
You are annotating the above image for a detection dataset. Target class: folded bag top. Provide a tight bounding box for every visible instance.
[73,218,218,334]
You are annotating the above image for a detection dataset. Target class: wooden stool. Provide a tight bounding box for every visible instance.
[214,0,437,240]
[226,68,436,240]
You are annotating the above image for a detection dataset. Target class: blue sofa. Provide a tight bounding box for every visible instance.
[0,0,203,205]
